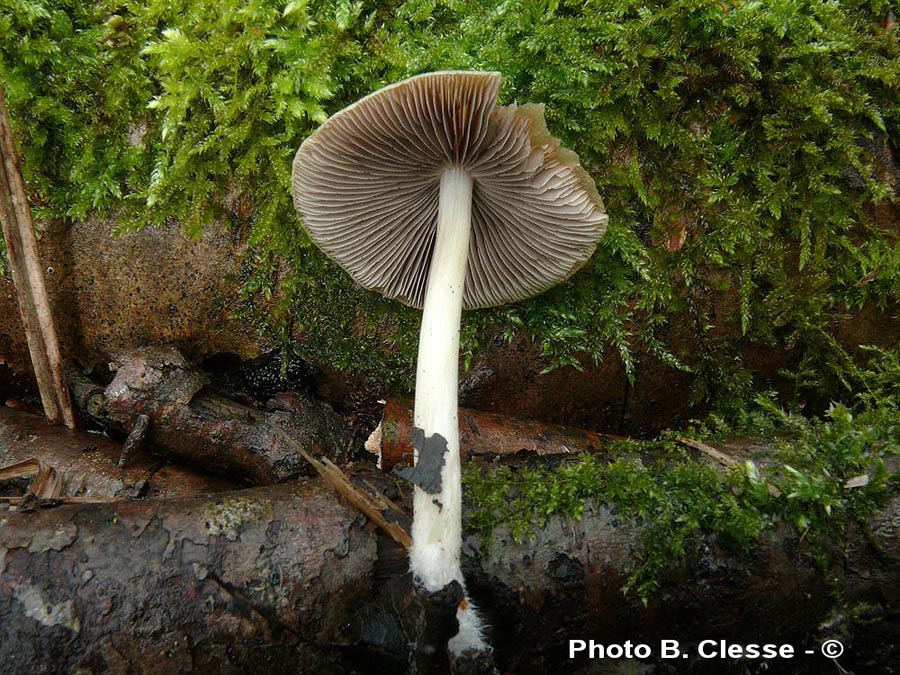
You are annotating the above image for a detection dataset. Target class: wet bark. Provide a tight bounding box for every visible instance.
[0,406,235,499]
[0,481,378,674]
[0,466,897,674]
[68,346,353,484]
[463,496,900,674]
[373,399,626,471]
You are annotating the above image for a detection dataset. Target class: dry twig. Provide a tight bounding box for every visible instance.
[678,436,783,498]
[275,427,412,549]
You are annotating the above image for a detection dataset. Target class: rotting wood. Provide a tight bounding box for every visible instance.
[0,474,897,674]
[371,399,627,471]
[67,346,353,484]
[0,88,74,428]
[0,457,61,500]
[118,412,150,468]
[0,480,379,674]
[0,405,236,499]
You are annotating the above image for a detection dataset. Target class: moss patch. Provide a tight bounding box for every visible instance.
[464,400,900,601]
[4,0,900,409]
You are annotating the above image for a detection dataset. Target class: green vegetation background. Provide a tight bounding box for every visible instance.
[2,0,899,416]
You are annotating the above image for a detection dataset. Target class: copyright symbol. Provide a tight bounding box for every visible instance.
[821,639,844,658]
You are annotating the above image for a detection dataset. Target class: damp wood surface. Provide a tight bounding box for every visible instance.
[376,398,627,471]
[67,346,352,485]
[0,457,897,674]
[0,406,235,499]
[0,347,896,673]
[0,480,378,674]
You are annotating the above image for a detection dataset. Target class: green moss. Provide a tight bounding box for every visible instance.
[3,0,900,405]
[464,444,768,600]
[464,394,900,602]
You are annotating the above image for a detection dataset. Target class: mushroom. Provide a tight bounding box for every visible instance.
[291,71,608,651]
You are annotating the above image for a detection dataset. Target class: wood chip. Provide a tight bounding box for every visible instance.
[844,474,869,489]
[0,458,62,499]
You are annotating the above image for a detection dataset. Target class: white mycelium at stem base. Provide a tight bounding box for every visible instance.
[410,166,486,650]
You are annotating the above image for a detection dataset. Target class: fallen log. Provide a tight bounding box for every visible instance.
[1,465,897,673]
[0,480,378,674]
[69,346,353,484]
[466,497,900,674]
[0,406,235,499]
[369,399,626,471]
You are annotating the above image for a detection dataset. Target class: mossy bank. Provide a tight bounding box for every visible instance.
[2,0,899,424]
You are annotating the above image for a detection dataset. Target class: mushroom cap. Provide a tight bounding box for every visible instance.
[291,71,608,310]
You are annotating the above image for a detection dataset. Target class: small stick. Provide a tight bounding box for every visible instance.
[0,87,75,428]
[360,477,407,515]
[678,436,741,468]
[0,495,124,505]
[275,427,412,549]
[678,436,782,498]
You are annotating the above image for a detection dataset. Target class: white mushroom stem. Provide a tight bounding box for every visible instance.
[411,166,486,652]
[411,165,472,593]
